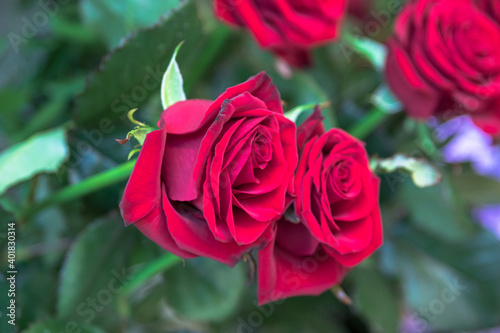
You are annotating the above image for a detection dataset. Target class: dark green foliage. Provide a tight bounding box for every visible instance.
[0,0,499,332]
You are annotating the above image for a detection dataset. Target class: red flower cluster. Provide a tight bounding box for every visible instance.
[213,0,348,67]
[385,0,500,136]
[258,107,382,304]
[120,73,383,304]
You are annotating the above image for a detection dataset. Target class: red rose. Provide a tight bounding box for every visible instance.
[120,72,298,266]
[348,0,371,21]
[257,218,349,304]
[258,108,383,304]
[214,0,348,67]
[385,0,500,136]
[476,0,500,22]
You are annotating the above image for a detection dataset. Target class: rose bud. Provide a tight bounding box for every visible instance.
[213,0,348,67]
[120,72,298,266]
[258,108,383,304]
[385,0,500,136]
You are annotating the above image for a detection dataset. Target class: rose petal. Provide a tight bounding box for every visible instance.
[327,177,383,267]
[257,221,348,305]
[385,41,442,119]
[133,187,198,259]
[165,191,269,266]
[120,128,166,225]
[158,99,213,133]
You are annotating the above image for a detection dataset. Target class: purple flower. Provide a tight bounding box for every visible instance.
[473,205,500,241]
[434,117,500,242]
[434,116,500,181]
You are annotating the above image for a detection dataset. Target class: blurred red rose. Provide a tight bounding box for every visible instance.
[214,0,348,67]
[120,72,298,266]
[258,108,383,304]
[258,218,349,304]
[476,0,500,22]
[348,0,371,21]
[385,0,500,136]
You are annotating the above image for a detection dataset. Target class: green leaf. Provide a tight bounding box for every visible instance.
[451,171,500,205]
[0,88,30,135]
[123,253,182,296]
[351,267,400,333]
[390,225,500,331]
[49,15,96,43]
[0,196,17,214]
[342,33,387,72]
[285,103,315,123]
[164,257,247,321]
[0,127,68,196]
[397,182,474,241]
[75,0,207,128]
[24,318,105,333]
[121,127,155,146]
[23,160,136,219]
[80,0,180,48]
[284,101,331,125]
[32,176,67,267]
[127,148,141,160]
[116,108,156,146]
[161,42,186,109]
[290,72,336,129]
[13,77,85,142]
[126,108,146,126]
[12,96,66,143]
[371,83,402,114]
[226,293,348,333]
[57,218,135,327]
[347,106,390,140]
[372,153,442,188]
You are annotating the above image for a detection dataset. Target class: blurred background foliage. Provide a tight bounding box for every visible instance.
[0,0,499,332]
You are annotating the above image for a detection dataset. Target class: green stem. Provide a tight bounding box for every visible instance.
[415,123,473,230]
[123,253,183,295]
[0,197,18,215]
[285,101,331,123]
[21,27,232,219]
[23,159,136,219]
[416,122,440,161]
[348,107,391,140]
